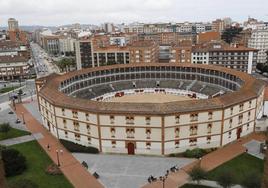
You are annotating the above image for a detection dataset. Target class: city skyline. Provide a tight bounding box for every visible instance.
[0,0,268,26]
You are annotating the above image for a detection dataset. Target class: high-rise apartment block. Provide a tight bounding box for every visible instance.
[8,18,19,31]
[248,26,268,64]
[192,41,257,74]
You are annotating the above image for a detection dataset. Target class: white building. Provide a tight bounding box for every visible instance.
[59,38,75,54]
[248,26,268,64]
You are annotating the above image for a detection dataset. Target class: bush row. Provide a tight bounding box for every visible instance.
[60,139,99,154]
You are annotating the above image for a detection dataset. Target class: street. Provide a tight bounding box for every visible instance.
[30,42,60,78]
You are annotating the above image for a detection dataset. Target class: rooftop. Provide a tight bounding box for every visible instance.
[38,63,265,115]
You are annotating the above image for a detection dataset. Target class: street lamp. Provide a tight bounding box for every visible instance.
[30,90,33,101]
[160,171,169,188]
[12,98,16,111]
[56,149,60,167]
[21,112,25,124]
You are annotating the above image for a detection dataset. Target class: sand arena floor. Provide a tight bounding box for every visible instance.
[108,93,193,103]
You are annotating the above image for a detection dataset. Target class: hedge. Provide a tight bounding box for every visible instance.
[59,139,99,154]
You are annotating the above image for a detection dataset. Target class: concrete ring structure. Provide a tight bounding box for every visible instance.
[36,63,265,155]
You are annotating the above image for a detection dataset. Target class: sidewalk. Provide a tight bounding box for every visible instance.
[142,133,266,188]
[0,133,43,146]
[13,102,104,188]
[189,180,242,188]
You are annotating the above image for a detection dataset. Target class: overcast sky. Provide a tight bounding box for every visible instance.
[0,0,268,26]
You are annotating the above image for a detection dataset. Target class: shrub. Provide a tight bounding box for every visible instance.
[60,139,99,154]
[189,166,207,184]
[45,164,62,175]
[9,179,38,188]
[2,148,27,176]
[183,148,207,158]
[0,123,11,133]
[216,170,234,188]
[241,172,261,188]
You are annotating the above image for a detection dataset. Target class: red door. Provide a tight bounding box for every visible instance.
[237,127,242,139]
[127,142,135,155]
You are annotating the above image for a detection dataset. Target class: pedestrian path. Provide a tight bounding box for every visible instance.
[142,133,266,188]
[188,180,242,188]
[0,133,43,146]
[13,102,104,188]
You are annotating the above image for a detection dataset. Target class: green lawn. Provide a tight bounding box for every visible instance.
[7,141,73,188]
[206,153,264,184]
[0,128,30,141]
[0,86,19,94]
[181,184,214,188]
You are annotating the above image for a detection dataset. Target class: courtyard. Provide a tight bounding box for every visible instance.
[73,153,195,188]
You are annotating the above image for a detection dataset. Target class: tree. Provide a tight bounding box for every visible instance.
[242,172,261,188]
[263,65,268,73]
[0,123,11,133]
[216,171,234,188]
[189,166,207,184]
[56,58,75,72]
[2,148,26,177]
[221,26,243,44]
[256,63,264,72]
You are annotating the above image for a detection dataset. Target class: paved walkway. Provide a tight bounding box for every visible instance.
[13,102,104,188]
[142,133,266,188]
[73,153,194,188]
[0,133,43,146]
[189,180,242,188]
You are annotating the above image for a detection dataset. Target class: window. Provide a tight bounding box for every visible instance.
[249,101,252,108]
[190,125,198,136]
[230,107,233,115]
[228,131,232,138]
[248,111,251,121]
[145,117,151,125]
[110,127,116,138]
[87,137,91,144]
[175,115,180,124]
[73,121,79,131]
[75,133,81,141]
[208,112,213,120]
[239,115,243,124]
[110,116,115,124]
[229,119,233,128]
[146,142,151,150]
[85,113,89,121]
[146,128,151,139]
[126,116,134,124]
[126,128,135,138]
[190,113,198,121]
[87,124,91,134]
[111,141,116,148]
[207,136,211,144]
[72,111,78,118]
[63,119,67,128]
[189,138,197,146]
[62,108,65,116]
[64,131,68,138]
[239,104,244,112]
[175,127,180,138]
[207,124,212,134]
[175,141,180,148]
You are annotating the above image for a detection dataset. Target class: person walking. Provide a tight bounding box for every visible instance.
[47,144,50,151]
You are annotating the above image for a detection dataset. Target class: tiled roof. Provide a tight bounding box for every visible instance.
[0,55,28,63]
[38,63,265,115]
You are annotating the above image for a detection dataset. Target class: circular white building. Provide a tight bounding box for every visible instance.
[36,63,265,155]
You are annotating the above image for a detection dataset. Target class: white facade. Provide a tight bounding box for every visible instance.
[59,38,75,53]
[38,95,263,155]
[248,27,268,64]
